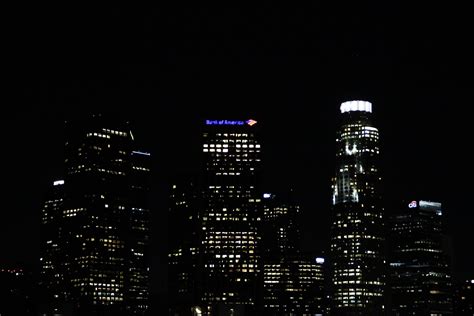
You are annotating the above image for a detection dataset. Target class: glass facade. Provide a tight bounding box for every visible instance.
[330,101,386,315]
[389,200,453,315]
[39,113,150,315]
[263,255,326,315]
[200,121,262,315]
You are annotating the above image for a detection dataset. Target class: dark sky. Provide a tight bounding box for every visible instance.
[1,3,473,310]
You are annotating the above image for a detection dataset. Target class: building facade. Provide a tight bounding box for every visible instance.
[39,179,67,312]
[330,101,386,315]
[454,279,474,315]
[261,193,326,315]
[0,266,36,315]
[261,192,301,259]
[168,179,201,315]
[389,200,453,315]
[39,113,150,315]
[199,119,262,315]
[263,255,326,315]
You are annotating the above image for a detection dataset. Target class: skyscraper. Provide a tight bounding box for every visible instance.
[330,101,385,315]
[39,179,68,313]
[389,200,453,315]
[40,113,151,315]
[168,179,201,315]
[199,119,262,315]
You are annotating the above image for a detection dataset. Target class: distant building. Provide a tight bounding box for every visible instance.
[261,193,326,315]
[263,255,326,315]
[454,279,474,315]
[329,101,386,315]
[168,179,201,315]
[389,200,453,315]
[39,179,67,312]
[261,192,301,259]
[0,266,36,315]
[39,113,151,315]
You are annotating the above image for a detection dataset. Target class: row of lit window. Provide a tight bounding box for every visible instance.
[86,132,111,139]
[102,128,128,137]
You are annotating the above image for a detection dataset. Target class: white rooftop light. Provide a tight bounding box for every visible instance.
[340,100,372,113]
[316,257,325,264]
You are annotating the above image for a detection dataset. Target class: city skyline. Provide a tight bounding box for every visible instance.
[1,3,473,314]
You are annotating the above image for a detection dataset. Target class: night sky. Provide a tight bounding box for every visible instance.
[1,3,473,311]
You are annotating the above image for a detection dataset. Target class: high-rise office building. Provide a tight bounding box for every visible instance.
[39,179,68,313]
[389,200,453,315]
[127,149,152,313]
[329,101,385,315]
[39,113,150,315]
[168,179,201,315]
[199,119,262,315]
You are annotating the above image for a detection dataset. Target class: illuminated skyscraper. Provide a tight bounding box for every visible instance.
[39,179,68,313]
[40,113,151,315]
[199,119,262,315]
[330,101,385,315]
[389,200,453,315]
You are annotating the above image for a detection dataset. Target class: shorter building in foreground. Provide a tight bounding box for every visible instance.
[261,192,326,315]
[263,255,326,315]
[0,266,36,315]
[389,200,453,315]
[168,179,201,315]
[454,279,474,315]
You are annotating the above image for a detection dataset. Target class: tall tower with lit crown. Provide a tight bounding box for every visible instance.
[330,101,385,315]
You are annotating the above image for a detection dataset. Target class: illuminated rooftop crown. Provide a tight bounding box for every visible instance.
[340,100,372,113]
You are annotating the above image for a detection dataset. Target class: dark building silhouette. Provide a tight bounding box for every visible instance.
[39,179,71,313]
[329,101,386,315]
[168,179,201,315]
[454,279,474,315]
[261,192,326,315]
[389,200,453,315]
[0,266,36,315]
[263,254,326,315]
[39,113,151,315]
[261,192,301,258]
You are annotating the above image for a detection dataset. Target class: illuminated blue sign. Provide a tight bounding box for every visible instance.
[206,120,244,126]
[206,119,257,126]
